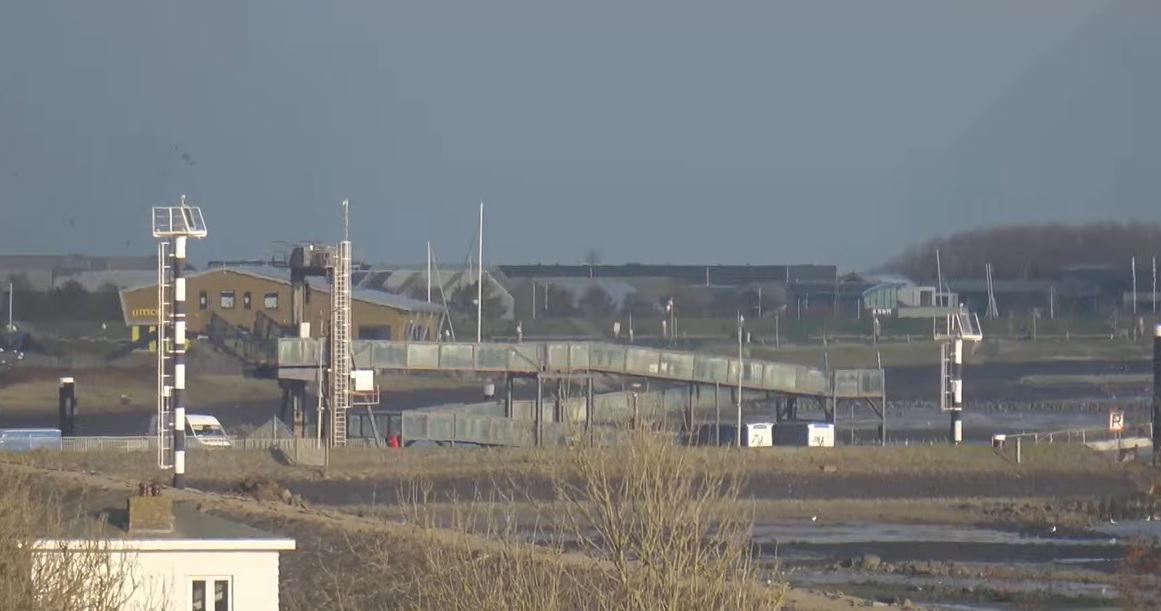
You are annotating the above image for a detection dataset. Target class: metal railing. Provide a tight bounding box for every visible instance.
[276,338,885,398]
[1001,423,1152,445]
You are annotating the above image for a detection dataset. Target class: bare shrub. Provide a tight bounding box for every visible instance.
[0,467,165,610]
[389,411,783,611]
[1119,538,1161,609]
[542,424,782,611]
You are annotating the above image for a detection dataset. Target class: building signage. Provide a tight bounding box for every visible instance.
[131,308,158,318]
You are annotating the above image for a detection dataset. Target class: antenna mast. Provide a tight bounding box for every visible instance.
[328,200,353,447]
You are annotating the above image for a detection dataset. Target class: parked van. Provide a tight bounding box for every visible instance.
[146,414,232,448]
[0,428,63,451]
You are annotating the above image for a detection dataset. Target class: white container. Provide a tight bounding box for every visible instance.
[773,422,835,447]
[744,422,774,447]
[351,369,376,392]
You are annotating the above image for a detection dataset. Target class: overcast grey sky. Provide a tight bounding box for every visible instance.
[1,0,1154,269]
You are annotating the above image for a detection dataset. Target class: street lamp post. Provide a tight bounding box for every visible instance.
[737,312,744,447]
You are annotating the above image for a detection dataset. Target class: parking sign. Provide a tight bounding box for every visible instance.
[1108,409,1125,433]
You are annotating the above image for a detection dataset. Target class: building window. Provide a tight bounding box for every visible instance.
[219,290,236,309]
[198,291,208,311]
[358,325,392,340]
[191,577,231,611]
[264,291,279,309]
[242,291,252,310]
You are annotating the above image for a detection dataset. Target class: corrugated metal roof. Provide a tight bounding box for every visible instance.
[224,267,446,314]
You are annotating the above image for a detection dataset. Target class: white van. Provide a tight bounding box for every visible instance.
[185,414,232,448]
[146,414,232,448]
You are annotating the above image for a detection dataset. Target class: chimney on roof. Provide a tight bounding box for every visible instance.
[126,482,174,534]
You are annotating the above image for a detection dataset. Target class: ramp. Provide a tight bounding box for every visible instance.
[275,338,884,399]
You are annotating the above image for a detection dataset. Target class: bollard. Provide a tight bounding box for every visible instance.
[58,377,76,436]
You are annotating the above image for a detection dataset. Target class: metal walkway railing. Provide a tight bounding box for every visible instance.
[275,338,884,399]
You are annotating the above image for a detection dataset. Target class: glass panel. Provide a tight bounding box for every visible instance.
[192,580,207,611]
[214,580,230,611]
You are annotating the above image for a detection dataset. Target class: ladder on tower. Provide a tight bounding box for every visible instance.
[330,240,353,446]
[156,240,174,469]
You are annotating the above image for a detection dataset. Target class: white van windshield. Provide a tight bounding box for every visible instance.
[190,423,226,437]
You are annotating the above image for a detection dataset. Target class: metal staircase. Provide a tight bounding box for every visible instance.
[156,240,174,468]
[329,227,353,446]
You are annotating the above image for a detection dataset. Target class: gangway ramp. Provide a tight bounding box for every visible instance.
[275,339,884,399]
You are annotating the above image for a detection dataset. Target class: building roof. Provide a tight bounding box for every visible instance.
[123,266,446,315]
[46,491,294,552]
[54,270,158,292]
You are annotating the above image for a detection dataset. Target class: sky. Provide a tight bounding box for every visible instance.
[0,0,1152,270]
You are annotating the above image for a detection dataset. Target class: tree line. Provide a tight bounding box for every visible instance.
[882,221,1161,281]
[3,275,123,323]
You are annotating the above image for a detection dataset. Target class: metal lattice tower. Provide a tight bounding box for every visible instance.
[152,197,207,488]
[329,200,353,447]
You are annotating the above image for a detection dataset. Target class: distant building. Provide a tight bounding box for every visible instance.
[0,254,156,291]
[119,266,446,343]
[498,263,838,286]
[357,266,516,320]
[35,488,294,611]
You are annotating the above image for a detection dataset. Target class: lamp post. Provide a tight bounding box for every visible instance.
[737,312,744,447]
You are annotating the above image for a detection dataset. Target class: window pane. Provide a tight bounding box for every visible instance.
[199,291,208,311]
[264,292,278,309]
[243,292,252,310]
[214,580,229,611]
[220,291,235,309]
[192,580,207,611]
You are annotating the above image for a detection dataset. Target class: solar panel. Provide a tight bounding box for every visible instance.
[151,203,208,238]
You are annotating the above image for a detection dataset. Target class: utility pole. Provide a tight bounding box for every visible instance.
[736,312,744,447]
[6,281,12,331]
[477,201,484,344]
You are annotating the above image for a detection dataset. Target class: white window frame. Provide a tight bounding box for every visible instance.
[263,291,279,309]
[219,290,236,309]
[189,575,233,611]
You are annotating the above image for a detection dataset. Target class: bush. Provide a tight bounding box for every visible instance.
[390,415,783,611]
[0,466,165,610]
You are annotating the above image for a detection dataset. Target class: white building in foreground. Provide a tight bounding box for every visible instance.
[34,488,295,611]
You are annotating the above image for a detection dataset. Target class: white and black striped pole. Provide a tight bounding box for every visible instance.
[949,338,963,445]
[172,235,187,489]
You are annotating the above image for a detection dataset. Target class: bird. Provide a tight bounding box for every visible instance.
[811,516,817,522]
[1050,525,1057,533]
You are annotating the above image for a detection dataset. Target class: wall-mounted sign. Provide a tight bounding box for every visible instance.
[131,308,159,318]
